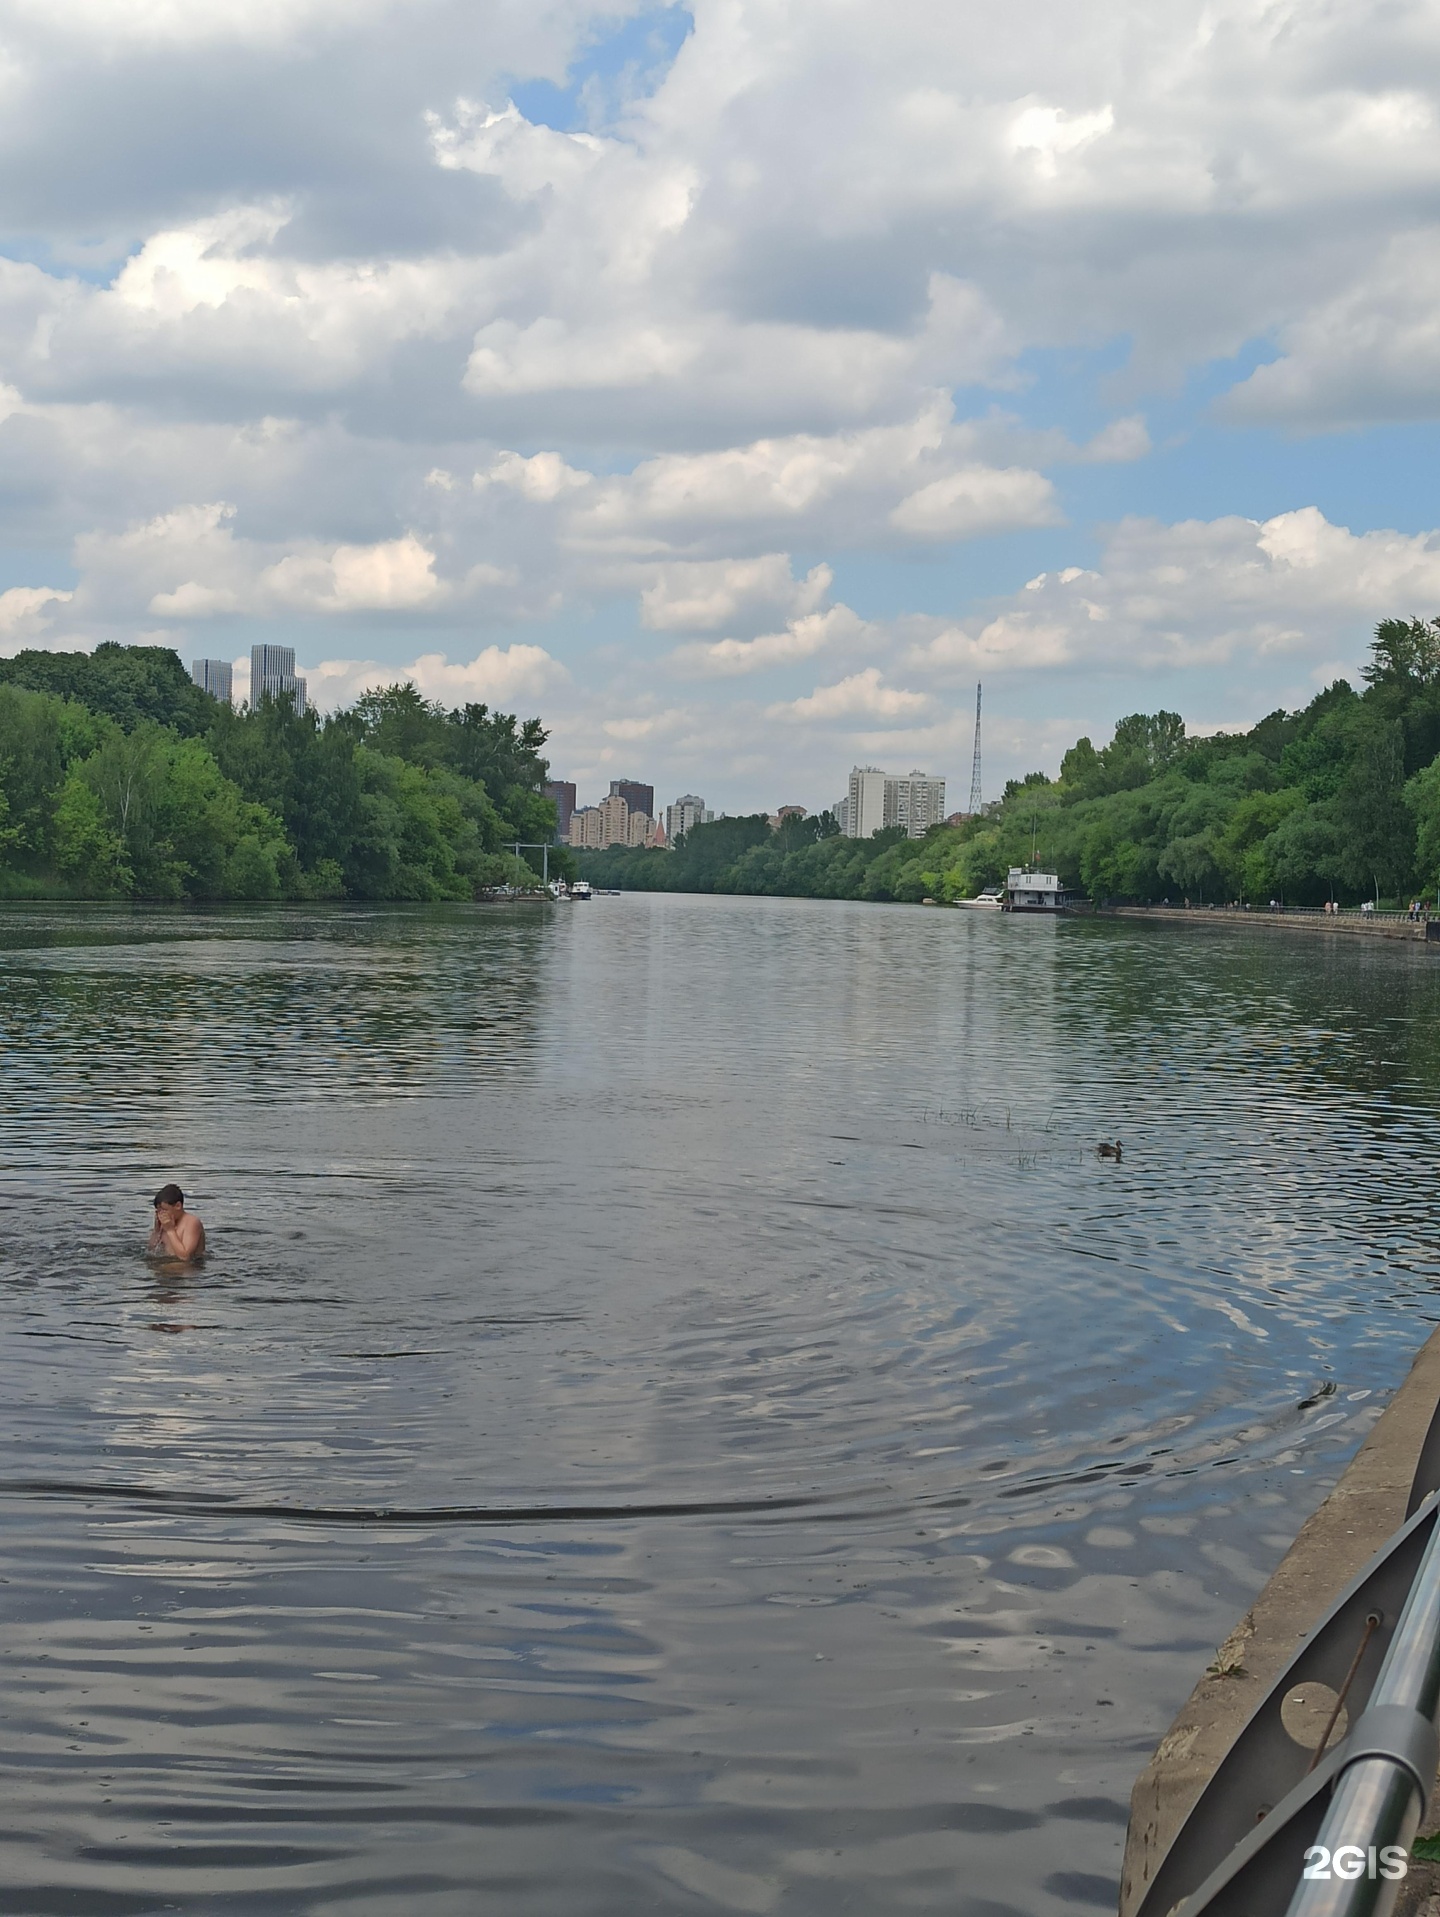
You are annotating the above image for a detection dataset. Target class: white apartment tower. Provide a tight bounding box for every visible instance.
[846,767,888,840]
[665,794,712,841]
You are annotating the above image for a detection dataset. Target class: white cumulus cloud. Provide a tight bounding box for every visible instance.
[770,668,931,724]
[909,507,1440,678]
[305,643,568,710]
[641,556,831,633]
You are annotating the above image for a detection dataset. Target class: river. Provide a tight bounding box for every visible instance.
[1,894,1438,1916]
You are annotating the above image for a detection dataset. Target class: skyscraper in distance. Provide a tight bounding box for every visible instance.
[665,795,711,841]
[845,767,887,839]
[887,771,946,837]
[544,781,577,841]
[191,658,233,704]
[249,644,307,715]
[844,766,945,839]
[609,779,654,822]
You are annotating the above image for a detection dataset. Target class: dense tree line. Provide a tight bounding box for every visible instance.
[580,619,1440,908]
[0,643,567,900]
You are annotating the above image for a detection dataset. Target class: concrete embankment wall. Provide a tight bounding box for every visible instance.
[1108,905,1433,944]
[1121,1327,1440,1917]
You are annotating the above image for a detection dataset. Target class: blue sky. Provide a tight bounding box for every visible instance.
[0,0,1438,813]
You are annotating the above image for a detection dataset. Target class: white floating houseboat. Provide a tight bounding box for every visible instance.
[1003,867,1071,913]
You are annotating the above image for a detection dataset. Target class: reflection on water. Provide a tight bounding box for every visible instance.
[1,898,1439,1914]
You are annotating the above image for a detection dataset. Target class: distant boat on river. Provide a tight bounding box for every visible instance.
[957,887,1004,909]
[571,880,593,901]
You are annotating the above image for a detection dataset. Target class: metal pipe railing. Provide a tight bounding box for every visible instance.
[1285,1511,1440,1917]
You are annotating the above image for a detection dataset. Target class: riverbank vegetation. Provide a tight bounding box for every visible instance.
[9,617,1440,907]
[580,619,1440,907]
[0,644,566,900]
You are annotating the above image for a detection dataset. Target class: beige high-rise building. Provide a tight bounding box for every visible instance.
[844,766,947,839]
[566,794,656,849]
[887,771,946,837]
[595,793,629,845]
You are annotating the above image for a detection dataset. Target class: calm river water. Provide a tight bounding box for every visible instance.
[2,896,1439,1916]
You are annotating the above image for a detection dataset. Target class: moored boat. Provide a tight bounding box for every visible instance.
[1003,867,1071,913]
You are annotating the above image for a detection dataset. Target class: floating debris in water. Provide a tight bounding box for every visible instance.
[1297,1381,1339,1409]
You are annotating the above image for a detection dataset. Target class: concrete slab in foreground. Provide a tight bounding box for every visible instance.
[1120,1325,1440,1917]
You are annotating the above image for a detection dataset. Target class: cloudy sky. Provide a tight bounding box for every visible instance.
[3,0,1440,812]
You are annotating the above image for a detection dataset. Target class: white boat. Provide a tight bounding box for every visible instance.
[571,880,593,901]
[957,887,1004,909]
[1003,867,1070,913]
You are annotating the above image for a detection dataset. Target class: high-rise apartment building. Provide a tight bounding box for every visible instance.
[664,794,712,841]
[846,767,888,840]
[568,806,601,848]
[609,779,654,822]
[887,771,946,837]
[250,644,308,715]
[566,795,657,849]
[595,793,630,846]
[843,767,947,839]
[544,780,576,841]
[191,658,233,704]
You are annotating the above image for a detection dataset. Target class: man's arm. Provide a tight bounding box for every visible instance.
[150,1213,203,1257]
[171,1214,205,1258]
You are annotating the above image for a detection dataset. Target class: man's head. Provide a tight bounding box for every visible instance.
[153,1182,184,1224]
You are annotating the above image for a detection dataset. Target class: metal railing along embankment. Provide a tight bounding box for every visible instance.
[1133,1402,1440,1917]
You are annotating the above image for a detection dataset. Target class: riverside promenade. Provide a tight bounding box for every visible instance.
[1108,903,1435,945]
[1120,1329,1440,1917]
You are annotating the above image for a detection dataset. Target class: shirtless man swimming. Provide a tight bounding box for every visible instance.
[147,1183,206,1260]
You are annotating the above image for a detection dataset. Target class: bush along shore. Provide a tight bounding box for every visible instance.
[0,644,571,901]
[579,619,1440,910]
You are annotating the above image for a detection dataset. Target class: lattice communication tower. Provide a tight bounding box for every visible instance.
[967,682,983,816]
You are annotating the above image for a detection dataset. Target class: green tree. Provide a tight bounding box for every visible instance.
[77,725,291,899]
[208,696,364,873]
[1407,756,1440,891]
[673,815,773,889]
[0,642,215,735]
[52,775,129,892]
[1333,714,1412,900]
[0,684,67,866]
[1211,789,1305,901]
[1362,617,1440,691]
